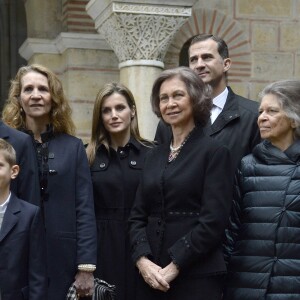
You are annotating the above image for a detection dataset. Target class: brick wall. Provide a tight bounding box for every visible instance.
[62,0,96,33]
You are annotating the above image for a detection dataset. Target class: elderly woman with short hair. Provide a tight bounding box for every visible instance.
[224,79,300,300]
[129,66,234,300]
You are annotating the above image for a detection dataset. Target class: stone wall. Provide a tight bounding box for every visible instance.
[166,0,300,101]
[17,0,300,141]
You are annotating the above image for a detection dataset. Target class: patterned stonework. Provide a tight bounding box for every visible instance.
[100,13,188,62]
[93,2,192,63]
[98,2,192,25]
[112,3,191,16]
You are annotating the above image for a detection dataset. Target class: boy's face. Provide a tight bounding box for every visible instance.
[0,153,19,191]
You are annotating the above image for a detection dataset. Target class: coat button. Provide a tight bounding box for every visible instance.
[99,163,106,168]
[156,230,160,235]
[130,160,137,166]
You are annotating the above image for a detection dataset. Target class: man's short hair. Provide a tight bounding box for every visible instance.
[189,34,229,59]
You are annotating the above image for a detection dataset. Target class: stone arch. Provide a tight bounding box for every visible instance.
[165,8,252,83]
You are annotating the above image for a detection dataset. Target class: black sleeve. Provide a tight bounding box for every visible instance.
[223,169,243,265]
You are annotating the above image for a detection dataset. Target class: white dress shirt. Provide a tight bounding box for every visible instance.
[0,192,11,231]
[210,87,228,124]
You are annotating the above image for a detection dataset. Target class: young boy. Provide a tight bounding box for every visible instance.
[0,139,47,300]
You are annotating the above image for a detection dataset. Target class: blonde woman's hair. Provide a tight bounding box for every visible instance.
[2,64,75,135]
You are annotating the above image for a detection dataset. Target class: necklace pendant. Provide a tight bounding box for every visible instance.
[170,144,181,151]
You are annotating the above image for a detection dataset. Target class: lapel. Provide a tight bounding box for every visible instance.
[0,194,21,242]
[0,121,10,139]
[204,86,240,136]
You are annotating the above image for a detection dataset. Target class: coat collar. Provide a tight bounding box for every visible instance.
[22,124,54,143]
[204,86,240,136]
[254,140,300,164]
[0,193,20,242]
[98,137,142,154]
[0,121,11,139]
[93,137,144,171]
[158,125,204,160]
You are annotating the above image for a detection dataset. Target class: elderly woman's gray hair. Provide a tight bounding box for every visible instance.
[259,79,300,139]
[151,66,212,127]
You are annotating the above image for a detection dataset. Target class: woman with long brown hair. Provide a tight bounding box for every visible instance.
[86,82,153,300]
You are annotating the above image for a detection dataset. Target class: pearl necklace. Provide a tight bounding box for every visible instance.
[168,129,193,163]
[170,144,181,151]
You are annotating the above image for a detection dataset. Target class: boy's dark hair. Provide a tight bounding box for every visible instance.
[0,138,17,166]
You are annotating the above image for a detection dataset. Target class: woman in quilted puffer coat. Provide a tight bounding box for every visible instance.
[224,79,300,300]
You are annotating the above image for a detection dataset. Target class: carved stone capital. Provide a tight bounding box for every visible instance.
[87,2,193,64]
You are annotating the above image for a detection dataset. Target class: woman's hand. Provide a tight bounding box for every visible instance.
[158,262,179,284]
[136,256,170,292]
[74,271,94,297]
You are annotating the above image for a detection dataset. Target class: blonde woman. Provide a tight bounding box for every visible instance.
[2,64,97,300]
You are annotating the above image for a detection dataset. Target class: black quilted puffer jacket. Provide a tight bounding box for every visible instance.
[224,139,300,300]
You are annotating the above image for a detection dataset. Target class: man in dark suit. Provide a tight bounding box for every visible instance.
[0,121,39,202]
[155,34,260,169]
[0,138,47,300]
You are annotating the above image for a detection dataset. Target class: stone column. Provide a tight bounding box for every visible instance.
[87,0,196,139]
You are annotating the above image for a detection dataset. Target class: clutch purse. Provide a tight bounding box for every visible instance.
[66,278,116,300]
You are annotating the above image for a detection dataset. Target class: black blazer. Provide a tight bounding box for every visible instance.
[0,122,39,203]
[0,194,47,300]
[129,126,234,277]
[155,87,260,170]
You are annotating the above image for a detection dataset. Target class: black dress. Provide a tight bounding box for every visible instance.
[91,138,152,300]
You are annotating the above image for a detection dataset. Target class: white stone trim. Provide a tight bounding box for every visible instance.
[19,39,57,60]
[19,32,111,60]
[86,0,105,21]
[119,60,164,69]
[95,2,192,27]
[113,3,192,16]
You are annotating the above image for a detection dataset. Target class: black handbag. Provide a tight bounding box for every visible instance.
[66,278,116,300]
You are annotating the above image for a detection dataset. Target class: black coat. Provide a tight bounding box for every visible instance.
[0,122,39,203]
[224,140,300,300]
[90,139,152,300]
[155,87,260,170]
[29,133,97,300]
[0,194,47,300]
[129,126,234,299]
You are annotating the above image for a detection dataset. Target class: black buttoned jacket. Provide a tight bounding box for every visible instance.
[90,139,152,300]
[129,126,234,278]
